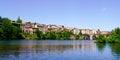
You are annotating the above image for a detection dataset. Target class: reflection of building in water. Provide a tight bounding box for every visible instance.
[18,42,96,53]
[18,43,74,53]
[38,45,74,53]
[80,41,96,51]
[73,41,82,50]
[71,41,96,51]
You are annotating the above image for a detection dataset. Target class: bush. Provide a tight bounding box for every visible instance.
[95,34,106,43]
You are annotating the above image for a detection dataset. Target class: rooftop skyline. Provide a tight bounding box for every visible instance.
[1,0,120,31]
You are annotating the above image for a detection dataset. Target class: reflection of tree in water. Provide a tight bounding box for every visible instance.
[0,44,82,57]
[109,43,120,59]
[96,43,106,52]
[0,44,20,58]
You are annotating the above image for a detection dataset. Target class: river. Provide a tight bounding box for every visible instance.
[0,40,120,60]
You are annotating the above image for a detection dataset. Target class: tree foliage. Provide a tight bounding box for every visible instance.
[0,16,2,22]
[96,27,120,43]
[75,31,82,40]
[0,17,23,40]
[39,30,73,40]
[0,16,75,40]
[108,27,120,43]
[35,29,44,40]
[95,34,106,43]
[16,17,22,23]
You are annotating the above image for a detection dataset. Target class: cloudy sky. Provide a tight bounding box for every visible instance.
[0,0,120,31]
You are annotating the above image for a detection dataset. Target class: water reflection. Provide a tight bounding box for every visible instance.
[0,40,120,60]
[96,43,120,60]
[96,43,106,52]
[0,40,95,53]
[109,43,120,60]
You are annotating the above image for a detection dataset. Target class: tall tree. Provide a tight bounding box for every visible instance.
[1,18,22,40]
[0,16,2,22]
[1,18,13,39]
[0,28,3,39]
[35,29,44,40]
[96,34,106,43]
[16,16,22,23]
[93,34,96,40]
[0,16,2,21]
[75,31,82,40]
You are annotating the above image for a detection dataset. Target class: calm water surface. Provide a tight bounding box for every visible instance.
[0,40,120,60]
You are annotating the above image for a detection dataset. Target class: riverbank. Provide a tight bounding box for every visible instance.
[95,27,120,43]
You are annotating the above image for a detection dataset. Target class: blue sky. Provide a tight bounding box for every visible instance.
[0,0,120,31]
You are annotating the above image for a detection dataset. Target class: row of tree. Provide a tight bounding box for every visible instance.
[21,29,92,40]
[35,29,74,40]
[96,27,120,43]
[0,16,86,40]
[0,17,23,40]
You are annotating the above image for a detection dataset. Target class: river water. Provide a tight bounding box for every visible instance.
[0,40,120,60]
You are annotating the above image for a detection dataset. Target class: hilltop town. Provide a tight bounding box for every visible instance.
[0,17,110,40]
[15,17,110,40]
[20,22,109,35]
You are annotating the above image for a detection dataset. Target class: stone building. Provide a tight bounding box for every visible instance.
[20,22,38,34]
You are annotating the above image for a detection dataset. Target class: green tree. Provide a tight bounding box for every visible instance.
[11,26,22,39]
[0,28,3,39]
[95,27,120,43]
[49,31,56,39]
[93,34,96,40]
[19,33,27,39]
[1,18,14,39]
[0,18,22,40]
[16,17,22,23]
[95,34,106,43]
[58,30,73,40]
[45,31,56,40]
[75,31,82,40]
[0,16,2,22]
[108,27,120,43]
[35,29,44,40]
[75,35,80,40]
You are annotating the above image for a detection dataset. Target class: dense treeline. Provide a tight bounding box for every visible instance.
[36,29,74,40]
[0,17,23,40]
[20,29,76,40]
[0,16,84,40]
[96,27,120,43]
